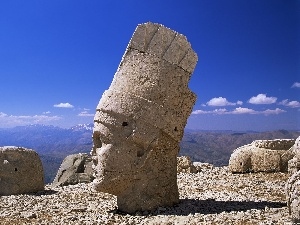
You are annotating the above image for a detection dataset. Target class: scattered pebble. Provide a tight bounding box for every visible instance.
[0,166,293,224]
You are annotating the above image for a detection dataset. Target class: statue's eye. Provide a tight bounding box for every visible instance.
[122,122,128,126]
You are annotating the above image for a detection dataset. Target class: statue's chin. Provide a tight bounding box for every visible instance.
[92,173,132,196]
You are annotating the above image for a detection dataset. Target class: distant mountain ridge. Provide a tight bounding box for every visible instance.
[0,124,298,183]
[0,124,94,183]
[180,129,299,166]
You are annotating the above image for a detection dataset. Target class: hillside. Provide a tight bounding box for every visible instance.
[0,124,93,183]
[180,130,299,166]
[0,125,298,183]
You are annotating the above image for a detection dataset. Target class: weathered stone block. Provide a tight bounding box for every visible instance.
[52,153,94,187]
[0,146,44,195]
[288,157,300,174]
[286,169,300,222]
[163,34,191,65]
[129,22,159,52]
[291,136,300,158]
[286,136,300,222]
[229,139,295,173]
[91,22,197,213]
[177,156,198,173]
[228,144,253,173]
[251,148,281,172]
[147,25,176,57]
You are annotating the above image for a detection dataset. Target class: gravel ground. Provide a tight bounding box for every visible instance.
[0,166,294,224]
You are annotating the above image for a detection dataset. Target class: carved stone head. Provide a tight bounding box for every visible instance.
[91,22,197,213]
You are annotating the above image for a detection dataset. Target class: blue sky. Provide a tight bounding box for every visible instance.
[0,0,299,131]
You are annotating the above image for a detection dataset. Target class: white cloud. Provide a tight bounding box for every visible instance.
[279,99,289,105]
[248,94,277,104]
[231,107,256,114]
[206,97,243,106]
[192,109,229,114]
[287,101,300,108]
[78,111,94,117]
[42,111,51,114]
[0,112,62,128]
[213,108,228,114]
[53,103,74,108]
[192,107,286,115]
[292,82,300,88]
[279,99,300,108]
[192,110,209,115]
[262,108,286,115]
[0,112,8,117]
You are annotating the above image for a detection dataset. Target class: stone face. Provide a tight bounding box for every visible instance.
[91,22,197,213]
[286,136,300,222]
[0,146,44,195]
[229,139,295,173]
[52,153,94,187]
[286,170,300,222]
[291,136,300,157]
[177,156,198,173]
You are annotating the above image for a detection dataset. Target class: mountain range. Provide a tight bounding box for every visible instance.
[0,124,298,183]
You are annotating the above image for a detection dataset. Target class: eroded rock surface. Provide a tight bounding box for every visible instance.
[177,156,198,173]
[229,139,295,173]
[52,153,94,187]
[0,146,44,195]
[288,136,300,173]
[286,170,300,223]
[285,136,300,222]
[91,22,197,213]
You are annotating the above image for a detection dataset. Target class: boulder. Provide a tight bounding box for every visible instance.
[288,157,300,175]
[288,136,300,174]
[91,22,197,213]
[0,146,44,195]
[289,136,300,156]
[177,156,198,173]
[193,162,214,171]
[229,139,295,173]
[286,136,300,222]
[52,153,94,187]
[286,169,300,222]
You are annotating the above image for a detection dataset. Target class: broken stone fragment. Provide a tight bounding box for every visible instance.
[229,139,295,173]
[0,146,44,195]
[91,22,197,213]
[52,153,94,187]
[177,156,198,173]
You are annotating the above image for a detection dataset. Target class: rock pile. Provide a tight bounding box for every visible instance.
[91,22,197,213]
[0,165,293,224]
[0,146,44,195]
[52,153,94,187]
[229,139,295,173]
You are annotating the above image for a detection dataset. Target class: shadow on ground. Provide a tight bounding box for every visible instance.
[28,189,58,196]
[154,198,286,216]
[113,198,286,216]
